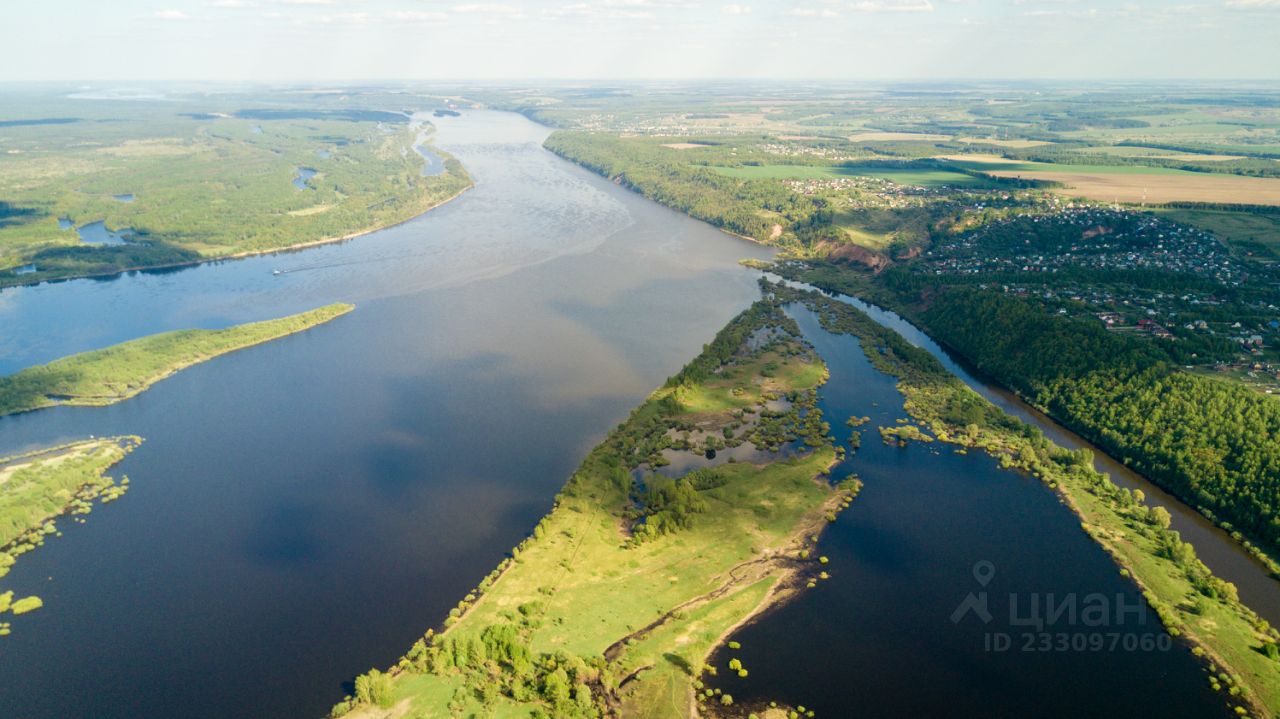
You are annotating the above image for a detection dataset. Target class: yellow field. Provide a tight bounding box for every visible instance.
[987,170,1280,206]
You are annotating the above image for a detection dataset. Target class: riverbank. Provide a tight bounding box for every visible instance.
[0,303,354,417]
[328,298,861,718]
[0,182,474,292]
[0,437,140,632]
[776,283,1279,718]
[770,261,1280,596]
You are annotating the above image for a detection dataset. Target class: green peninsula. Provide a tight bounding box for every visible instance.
[331,299,858,719]
[0,303,354,417]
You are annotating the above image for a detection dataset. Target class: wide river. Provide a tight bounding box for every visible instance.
[0,110,1267,718]
[0,111,773,718]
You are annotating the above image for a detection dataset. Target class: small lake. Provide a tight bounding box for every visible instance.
[76,220,133,245]
[706,305,1227,717]
[113,193,135,203]
[293,167,317,191]
[58,217,74,230]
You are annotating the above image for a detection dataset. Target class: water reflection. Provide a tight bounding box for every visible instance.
[0,111,773,719]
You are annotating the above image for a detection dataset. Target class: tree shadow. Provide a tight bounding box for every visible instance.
[663,652,693,676]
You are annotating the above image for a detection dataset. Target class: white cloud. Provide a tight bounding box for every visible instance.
[849,0,933,11]
[153,9,192,19]
[602,0,700,5]
[1225,0,1280,8]
[208,0,256,7]
[386,9,449,21]
[722,3,752,13]
[316,11,371,22]
[453,2,525,13]
[786,6,839,16]
[546,1,652,17]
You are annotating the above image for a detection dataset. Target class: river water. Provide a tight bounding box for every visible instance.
[0,111,772,719]
[771,278,1280,628]
[0,109,1261,718]
[707,306,1227,717]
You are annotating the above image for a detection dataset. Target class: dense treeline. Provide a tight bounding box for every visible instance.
[995,145,1280,179]
[0,240,202,287]
[1118,140,1280,161]
[923,288,1280,548]
[786,282,1278,715]
[544,132,823,246]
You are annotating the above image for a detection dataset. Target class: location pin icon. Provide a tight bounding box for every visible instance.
[973,560,995,587]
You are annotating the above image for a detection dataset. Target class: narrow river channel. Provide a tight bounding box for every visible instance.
[770,276,1280,629]
[706,305,1228,717]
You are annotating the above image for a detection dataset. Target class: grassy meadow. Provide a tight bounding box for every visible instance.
[1154,208,1280,260]
[0,303,354,417]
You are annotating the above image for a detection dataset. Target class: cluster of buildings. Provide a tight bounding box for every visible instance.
[781,175,945,209]
[756,142,859,162]
[925,208,1247,286]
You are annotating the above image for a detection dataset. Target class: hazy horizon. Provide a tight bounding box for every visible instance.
[4,0,1279,83]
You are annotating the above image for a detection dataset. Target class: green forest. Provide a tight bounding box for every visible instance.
[544,132,824,248]
[922,288,1280,551]
[0,102,470,287]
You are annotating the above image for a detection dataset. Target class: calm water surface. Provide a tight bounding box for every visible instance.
[0,109,1256,719]
[293,167,317,191]
[771,277,1280,627]
[707,306,1226,717]
[0,111,773,719]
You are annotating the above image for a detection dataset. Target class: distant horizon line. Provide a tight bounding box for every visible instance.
[2,77,1280,87]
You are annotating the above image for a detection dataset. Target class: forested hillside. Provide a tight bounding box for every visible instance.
[924,288,1280,550]
[544,132,823,247]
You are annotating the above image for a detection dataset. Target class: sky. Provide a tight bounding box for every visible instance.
[2,0,1278,81]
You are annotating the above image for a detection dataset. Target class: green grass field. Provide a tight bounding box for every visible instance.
[675,347,827,414]
[1154,208,1280,260]
[712,164,999,188]
[0,303,354,417]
